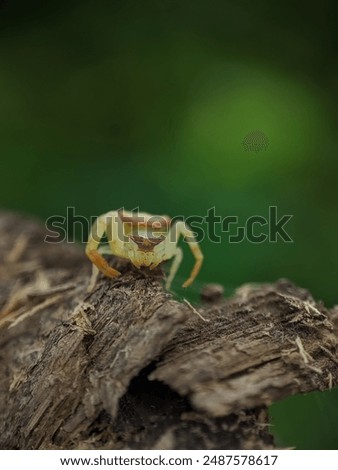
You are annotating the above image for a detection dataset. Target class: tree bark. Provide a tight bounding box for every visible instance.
[0,212,337,449]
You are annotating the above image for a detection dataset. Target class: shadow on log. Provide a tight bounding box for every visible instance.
[0,212,337,449]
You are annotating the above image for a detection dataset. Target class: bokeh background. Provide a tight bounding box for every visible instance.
[1,0,337,449]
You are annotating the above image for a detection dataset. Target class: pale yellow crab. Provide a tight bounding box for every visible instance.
[86,209,203,289]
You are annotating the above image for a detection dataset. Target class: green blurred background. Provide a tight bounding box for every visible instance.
[1,0,337,449]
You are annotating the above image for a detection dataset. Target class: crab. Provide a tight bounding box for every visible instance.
[86,209,203,289]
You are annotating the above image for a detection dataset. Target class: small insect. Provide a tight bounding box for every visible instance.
[86,209,203,289]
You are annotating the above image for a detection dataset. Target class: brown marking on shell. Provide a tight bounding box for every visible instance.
[118,210,171,229]
[130,235,165,252]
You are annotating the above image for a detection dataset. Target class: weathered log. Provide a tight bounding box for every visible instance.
[0,212,336,449]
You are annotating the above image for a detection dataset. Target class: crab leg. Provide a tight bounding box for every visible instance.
[175,221,203,288]
[166,247,183,290]
[86,213,121,279]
